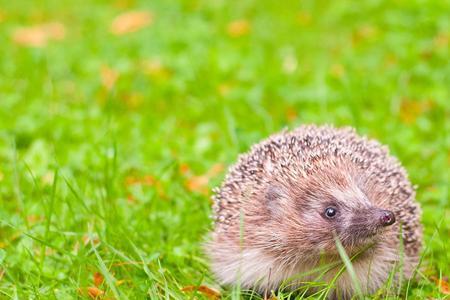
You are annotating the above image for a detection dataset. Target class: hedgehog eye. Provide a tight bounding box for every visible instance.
[324,207,337,219]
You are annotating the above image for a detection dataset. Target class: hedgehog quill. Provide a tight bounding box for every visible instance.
[206,125,422,299]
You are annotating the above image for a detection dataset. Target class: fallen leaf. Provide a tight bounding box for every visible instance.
[185,163,224,196]
[124,175,166,198]
[12,22,65,47]
[110,10,153,35]
[181,285,221,299]
[186,175,209,195]
[431,276,450,295]
[125,175,155,186]
[399,98,433,124]
[226,19,250,38]
[285,107,298,122]
[78,286,105,299]
[179,163,191,175]
[100,65,119,91]
[93,272,104,287]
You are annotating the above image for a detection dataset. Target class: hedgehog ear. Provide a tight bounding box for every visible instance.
[265,185,286,217]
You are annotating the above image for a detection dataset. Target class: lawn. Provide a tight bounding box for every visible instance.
[0,0,448,298]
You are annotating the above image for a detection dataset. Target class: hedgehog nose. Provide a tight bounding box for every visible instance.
[379,210,395,226]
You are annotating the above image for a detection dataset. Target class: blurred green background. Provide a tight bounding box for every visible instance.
[0,0,448,298]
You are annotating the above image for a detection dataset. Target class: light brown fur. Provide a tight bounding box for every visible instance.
[206,125,422,298]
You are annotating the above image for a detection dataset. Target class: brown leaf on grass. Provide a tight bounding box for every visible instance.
[125,175,156,186]
[431,276,450,295]
[181,285,221,299]
[88,286,105,299]
[226,19,250,38]
[285,107,298,122]
[110,11,153,35]
[125,175,166,199]
[186,175,209,195]
[185,163,224,196]
[399,98,433,124]
[78,287,105,299]
[179,163,191,175]
[100,65,119,91]
[12,22,65,47]
[93,272,104,287]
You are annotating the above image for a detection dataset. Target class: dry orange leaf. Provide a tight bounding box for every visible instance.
[181,285,220,299]
[110,10,153,35]
[285,107,298,122]
[431,276,450,295]
[125,175,156,186]
[125,175,166,198]
[185,163,224,195]
[78,287,105,299]
[179,163,191,175]
[399,98,433,124]
[12,22,65,47]
[226,19,250,38]
[93,272,104,287]
[88,286,105,299]
[100,65,119,91]
[186,175,209,195]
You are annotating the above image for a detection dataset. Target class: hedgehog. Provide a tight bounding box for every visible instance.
[206,124,422,299]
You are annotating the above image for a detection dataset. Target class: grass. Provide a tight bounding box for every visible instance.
[0,0,449,298]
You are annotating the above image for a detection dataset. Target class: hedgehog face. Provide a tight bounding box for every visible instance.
[261,164,397,258]
[317,202,396,250]
[290,170,397,256]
